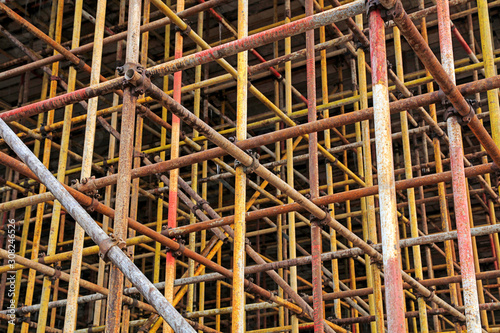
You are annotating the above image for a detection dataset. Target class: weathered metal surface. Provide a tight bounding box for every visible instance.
[0,78,122,123]
[63,0,107,328]
[436,0,482,330]
[232,0,248,331]
[146,0,364,76]
[105,0,142,330]
[72,73,500,194]
[0,147,496,240]
[305,0,325,331]
[389,0,500,167]
[448,116,482,332]
[369,7,406,332]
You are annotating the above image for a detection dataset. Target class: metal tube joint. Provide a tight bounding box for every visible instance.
[165,239,186,258]
[369,0,399,10]
[443,99,478,126]
[98,233,127,262]
[119,63,151,95]
[309,205,330,226]
[234,150,260,173]
[366,0,386,16]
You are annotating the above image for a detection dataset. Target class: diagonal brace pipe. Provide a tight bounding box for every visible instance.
[0,118,196,333]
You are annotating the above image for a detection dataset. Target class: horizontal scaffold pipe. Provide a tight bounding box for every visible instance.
[75,73,500,194]
[387,0,500,166]
[0,95,498,214]
[0,248,156,312]
[160,163,497,239]
[0,78,123,122]
[0,160,495,260]
[2,50,497,152]
[6,221,499,308]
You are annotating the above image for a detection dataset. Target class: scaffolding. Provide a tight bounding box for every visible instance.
[0,0,500,332]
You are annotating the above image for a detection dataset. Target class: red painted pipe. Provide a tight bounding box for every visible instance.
[451,25,474,56]
[305,0,324,331]
[369,6,406,332]
[437,0,482,330]
[0,78,122,122]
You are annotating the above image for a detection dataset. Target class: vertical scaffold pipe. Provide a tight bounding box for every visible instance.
[284,1,299,332]
[105,0,142,330]
[436,0,482,331]
[305,0,324,331]
[477,0,500,146]
[164,0,184,331]
[64,0,107,329]
[232,0,248,331]
[368,4,406,332]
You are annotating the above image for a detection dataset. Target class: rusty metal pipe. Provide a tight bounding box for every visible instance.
[305,0,325,330]
[74,74,500,194]
[160,162,497,239]
[170,166,336,331]
[1,148,494,248]
[436,0,482,330]
[0,78,123,123]
[309,270,500,304]
[146,80,346,333]
[104,0,143,329]
[386,0,500,167]
[0,148,303,318]
[368,6,406,331]
[331,302,500,326]
[166,220,500,289]
[0,249,155,312]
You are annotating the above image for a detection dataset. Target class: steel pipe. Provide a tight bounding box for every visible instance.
[0,119,195,332]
